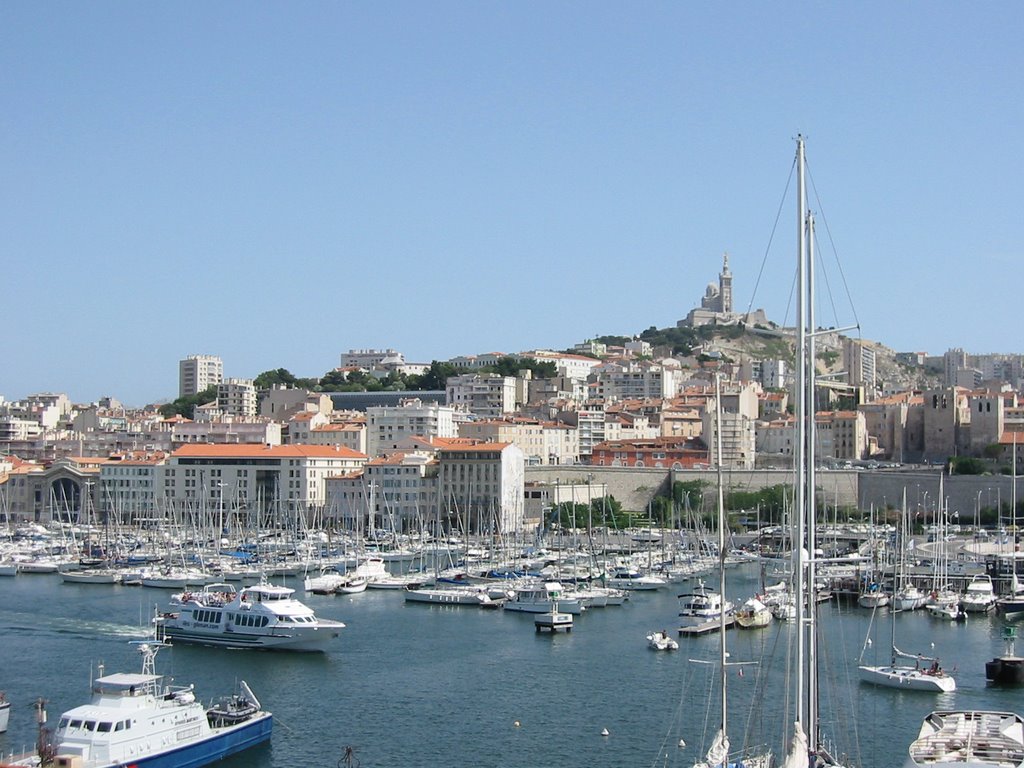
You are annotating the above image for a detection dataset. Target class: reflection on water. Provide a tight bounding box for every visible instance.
[0,566,1019,768]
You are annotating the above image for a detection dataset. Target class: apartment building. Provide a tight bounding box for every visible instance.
[217,378,257,417]
[445,374,517,418]
[436,442,525,533]
[366,398,458,458]
[591,361,678,401]
[589,436,708,469]
[325,452,438,532]
[161,443,367,522]
[179,355,223,398]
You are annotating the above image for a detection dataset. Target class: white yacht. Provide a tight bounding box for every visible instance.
[10,640,271,768]
[156,582,345,651]
[606,565,666,591]
[404,584,497,606]
[678,580,733,629]
[961,574,997,613]
[504,581,585,615]
[0,691,9,733]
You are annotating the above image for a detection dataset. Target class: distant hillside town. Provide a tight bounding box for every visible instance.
[3,256,1024,534]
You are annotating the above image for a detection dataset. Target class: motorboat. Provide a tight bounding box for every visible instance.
[960,574,997,613]
[60,568,122,585]
[504,581,585,615]
[10,639,271,768]
[156,582,345,651]
[646,629,679,651]
[905,710,1024,768]
[403,584,497,606]
[678,579,733,629]
[926,599,967,622]
[140,566,209,589]
[605,565,666,591]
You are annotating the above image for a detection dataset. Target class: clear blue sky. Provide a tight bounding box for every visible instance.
[2,3,1021,406]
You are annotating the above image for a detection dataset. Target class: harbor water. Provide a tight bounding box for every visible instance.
[0,565,1019,768]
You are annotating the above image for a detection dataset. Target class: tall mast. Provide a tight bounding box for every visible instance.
[715,373,728,738]
[806,209,819,752]
[793,134,808,734]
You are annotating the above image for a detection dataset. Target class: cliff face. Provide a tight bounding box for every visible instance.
[666,326,942,393]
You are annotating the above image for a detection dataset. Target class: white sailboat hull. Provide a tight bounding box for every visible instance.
[858,664,956,692]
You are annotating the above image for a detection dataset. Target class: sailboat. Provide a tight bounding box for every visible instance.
[691,374,772,768]
[858,490,956,692]
[857,609,956,692]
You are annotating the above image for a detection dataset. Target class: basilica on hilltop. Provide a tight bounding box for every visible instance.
[678,253,768,329]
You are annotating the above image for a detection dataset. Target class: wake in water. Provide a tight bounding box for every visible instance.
[0,611,152,640]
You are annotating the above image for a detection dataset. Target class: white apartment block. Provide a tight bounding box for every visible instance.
[98,453,166,522]
[286,411,330,443]
[325,452,437,532]
[366,398,459,458]
[307,423,367,455]
[749,358,789,390]
[0,417,44,442]
[171,418,282,447]
[524,350,604,381]
[458,418,578,466]
[591,362,676,401]
[447,352,508,370]
[218,378,257,417]
[436,442,525,534]
[259,387,334,419]
[701,406,756,469]
[445,374,517,418]
[339,348,404,369]
[179,355,223,398]
[844,339,877,392]
[161,443,367,522]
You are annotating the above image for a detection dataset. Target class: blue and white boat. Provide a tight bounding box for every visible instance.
[30,640,271,768]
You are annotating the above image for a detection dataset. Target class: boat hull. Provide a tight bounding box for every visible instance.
[858,665,956,692]
[63,712,273,768]
[159,625,341,652]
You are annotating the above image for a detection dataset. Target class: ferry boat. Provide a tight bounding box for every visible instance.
[13,640,271,768]
[155,582,345,652]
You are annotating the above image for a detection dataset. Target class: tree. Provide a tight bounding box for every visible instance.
[950,456,986,475]
[318,369,351,390]
[405,361,464,391]
[253,368,317,390]
[158,386,218,419]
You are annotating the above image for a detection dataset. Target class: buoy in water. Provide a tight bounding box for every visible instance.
[601,728,610,737]
[514,721,520,728]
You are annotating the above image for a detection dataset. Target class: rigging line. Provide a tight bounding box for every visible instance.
[745,155,796,320]
[806,161,862,333]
